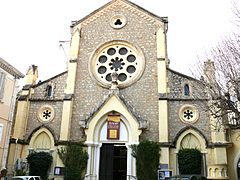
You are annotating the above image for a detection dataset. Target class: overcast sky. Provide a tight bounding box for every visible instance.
[0,0,237,82]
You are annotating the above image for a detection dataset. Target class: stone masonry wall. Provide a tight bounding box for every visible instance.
[31,72,67,100]
[167,69,212,142]
[25,72,67,141]
[70,6,160,141]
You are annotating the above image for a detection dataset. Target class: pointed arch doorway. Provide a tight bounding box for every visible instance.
[84,95,143,180]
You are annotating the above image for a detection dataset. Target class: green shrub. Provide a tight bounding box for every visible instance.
[26,151,53,180]
[57,142,88,180]
[131,140,160,180]
[178,148,202,174]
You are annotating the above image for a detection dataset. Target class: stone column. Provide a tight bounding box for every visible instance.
[157,22,170,167]
[59,27,80,141]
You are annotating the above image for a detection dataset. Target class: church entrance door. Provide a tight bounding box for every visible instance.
[99,143,127,180]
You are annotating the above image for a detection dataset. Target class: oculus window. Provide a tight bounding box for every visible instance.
[90,41,145,88]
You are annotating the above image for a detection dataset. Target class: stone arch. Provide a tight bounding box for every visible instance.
[180,132,201,149]
[173,126,208,149]
[29,128,55,151]
[209,168,213,177]
[94,112,129,142]
[174,128,208,176]
[84,95,142,179]
[27,125,57,144]
[175,128,207,151]
[85,95,142,143]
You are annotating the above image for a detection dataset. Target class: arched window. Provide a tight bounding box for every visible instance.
[184,84,190,96]
[46,85,53,97]
[33,132,51,151]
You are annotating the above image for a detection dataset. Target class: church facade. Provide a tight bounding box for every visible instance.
[7,0,239,179]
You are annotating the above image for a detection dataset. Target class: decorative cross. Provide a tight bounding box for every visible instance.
[43,110,51,119]
[183,109,193,120]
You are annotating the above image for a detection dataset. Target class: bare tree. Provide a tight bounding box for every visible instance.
[200,1,240,129]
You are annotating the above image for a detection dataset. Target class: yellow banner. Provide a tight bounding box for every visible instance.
[108,115,120,122]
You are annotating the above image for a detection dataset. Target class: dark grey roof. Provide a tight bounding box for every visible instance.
[167,68,203,83]
[0,57,24,78]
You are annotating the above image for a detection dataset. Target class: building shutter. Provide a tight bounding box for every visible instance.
[0,72,6,100]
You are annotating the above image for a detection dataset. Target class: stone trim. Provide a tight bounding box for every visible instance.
[172,125,209,147]
[0,57,24,78]
[207,142,233,148]
[18,95,29,101]
[74,0,164,28]
[26,125,58,144]
[10,138,28,145]
[158,95,208,101]
[29,99,64,102]
[64,93,74,100]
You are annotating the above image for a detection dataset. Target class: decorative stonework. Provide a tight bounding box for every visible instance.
[38,105,55,123]
[89,41,145,88]
[179,105,199,123]
[81,0,162,27]
[110,14,127,29]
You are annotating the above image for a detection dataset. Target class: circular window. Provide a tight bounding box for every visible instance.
[90,41,145,88]
[179,105,199,123]
[110,15,127,29]
[38,105,55,123]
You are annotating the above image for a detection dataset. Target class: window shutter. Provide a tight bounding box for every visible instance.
[0,72,6,100]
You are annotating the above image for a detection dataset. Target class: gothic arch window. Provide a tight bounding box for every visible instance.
[184,84,190,96]
[175,129,208,176]
[33,131,51,151]
[45,83,55,98]
[46,85,53,97]
[180,133,201,149]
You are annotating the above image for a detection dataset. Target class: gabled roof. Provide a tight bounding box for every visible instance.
[167,68,203,83]
[32,71,68,88]
[0,57,24,78]
[71,0,167,28]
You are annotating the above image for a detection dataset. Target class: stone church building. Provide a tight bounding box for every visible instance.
[6,0,240,179]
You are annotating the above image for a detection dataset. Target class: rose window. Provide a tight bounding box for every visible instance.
[38,105,55,123]
[179,105,199,123]
[90,41,145,88]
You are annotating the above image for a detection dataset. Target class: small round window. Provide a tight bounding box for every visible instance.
[38,105,55,123]
[179,105,199,123]
[110,15,127,29]
[90,41,145,88]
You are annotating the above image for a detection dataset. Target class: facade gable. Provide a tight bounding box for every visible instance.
[72,0,166,30]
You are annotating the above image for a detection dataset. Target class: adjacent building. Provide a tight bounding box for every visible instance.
[6,0,240,179]
[0,57,24,171]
